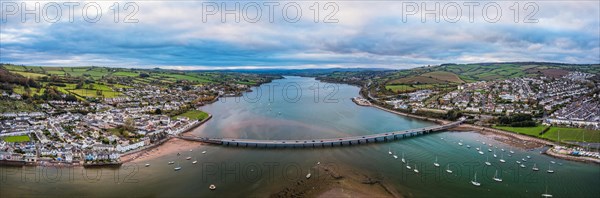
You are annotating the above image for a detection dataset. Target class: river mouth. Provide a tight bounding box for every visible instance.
[1,76,599,198]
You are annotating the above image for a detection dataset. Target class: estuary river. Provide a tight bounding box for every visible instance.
[1,76,599,197]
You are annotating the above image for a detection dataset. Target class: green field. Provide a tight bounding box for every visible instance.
[420,71,464,83]
[11,71,47,78]
[385,85,417,93]
[2,135,31,142]
[173,110,209,121]
[495,126,600,143]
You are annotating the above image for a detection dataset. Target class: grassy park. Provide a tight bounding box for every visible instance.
[494,126,600,143]
[2,135,31,142]
[173,110,209,121]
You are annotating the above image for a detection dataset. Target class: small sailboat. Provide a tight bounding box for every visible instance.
[493,149,497,158]
[520,164,526,168]
[541,185,553,197]
[526,155,531,159]
[516,160,521,164]
[476,147,481,151]
[202,151,207,154]
[547,164,554,173]
[317,162,321,165]
[145,164,150,167]
[192,156,198,164]
[493,170,502,182]
[471,172,481,186]
[209,184,217,190]
[186,157,191,160]
[488,148,492,152]
[509,150,515,154]
[174,160,182,171]
[306,170,311,179]
[401,152,406,163]
[458,142,463,146]
[393,153,398,159]
[406,160,412,170]
[499,154,506,163]
[508,154,512,157]
[522,158,527,162]
[482,141,486,145]
[485,157,491,166]
[168,161,175,165]
[550,161,556,164]
[434,156,440,167]
[414,164,419,173]
[466,145,471,148]
[388,147,392,155]
[478,150,484,155]
[532,163,539,171]
[446,164,453,173]
[501,148,505,152]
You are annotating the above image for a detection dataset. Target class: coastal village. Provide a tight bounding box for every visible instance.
[382,71,599,130]
[0,67,272,166]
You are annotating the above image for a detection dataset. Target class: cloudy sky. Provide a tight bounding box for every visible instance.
[1,0,599,69]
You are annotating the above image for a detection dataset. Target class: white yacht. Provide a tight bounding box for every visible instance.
[532,163,539,171]
[471,172,481,186]
[493,170,502,182]
[434,156,440,167]
[446,164,452,173]
[485,157,491,166]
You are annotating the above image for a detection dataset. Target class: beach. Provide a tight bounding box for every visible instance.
[120,138,208,164]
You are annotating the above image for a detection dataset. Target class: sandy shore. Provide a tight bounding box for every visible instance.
[269,163,403,198]
[120,138,207,164]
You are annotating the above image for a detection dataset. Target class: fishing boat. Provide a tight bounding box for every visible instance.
[471,172,481,186]
[493,170,502,182]
[446,164,453,173]
[485,157,491,166]
[532,163,539,171]
[434,156,440,167]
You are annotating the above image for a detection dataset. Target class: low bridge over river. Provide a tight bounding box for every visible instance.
[177,120,463,148]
